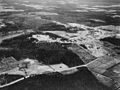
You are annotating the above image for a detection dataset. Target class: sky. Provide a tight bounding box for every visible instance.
[6,0,120,5]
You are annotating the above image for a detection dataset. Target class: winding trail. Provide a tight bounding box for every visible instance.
[0,76,30,88]
[0,57,103,88]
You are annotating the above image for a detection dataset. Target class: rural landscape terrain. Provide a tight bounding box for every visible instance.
[0,0,120,90]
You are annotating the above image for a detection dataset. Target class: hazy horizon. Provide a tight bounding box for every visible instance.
[5,0,120,5]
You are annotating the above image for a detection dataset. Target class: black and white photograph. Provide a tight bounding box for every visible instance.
[0,0,120,90]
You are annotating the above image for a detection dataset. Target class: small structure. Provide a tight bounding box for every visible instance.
[18,58,37,71]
